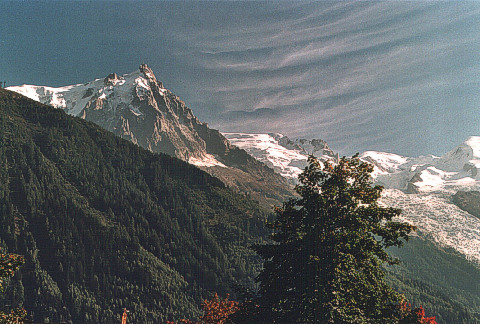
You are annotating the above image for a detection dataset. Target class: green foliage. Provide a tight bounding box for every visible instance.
[0,89,269,323]
[251,155,415,323]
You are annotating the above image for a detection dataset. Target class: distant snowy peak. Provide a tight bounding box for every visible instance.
[361,137,480,193]
[360,151,410,175]
[363,138,480,264]
[324,141,480,264]
[436,136,480,172]
[7,68,160,117]
[224,133,480,263]
[272,133,338,160]
[222,132,338,180]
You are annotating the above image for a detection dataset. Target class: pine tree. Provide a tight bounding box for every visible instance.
[253,155,416,323]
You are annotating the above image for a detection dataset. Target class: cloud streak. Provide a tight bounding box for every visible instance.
[2,1,480,156]
[164,1,480,156]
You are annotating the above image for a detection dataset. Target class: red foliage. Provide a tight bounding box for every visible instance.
[0,250,24,290]
[399,301,437,324]
[167,293,239,324]
[167,320,198,324]
[200,293,239,324]
[0,249,26,323]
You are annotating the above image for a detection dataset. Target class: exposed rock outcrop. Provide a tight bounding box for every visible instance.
[7,65,295,206]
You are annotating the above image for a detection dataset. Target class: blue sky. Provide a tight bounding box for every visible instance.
[2,1,480,156]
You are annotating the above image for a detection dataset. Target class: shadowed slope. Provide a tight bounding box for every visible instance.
[0,88,269,323]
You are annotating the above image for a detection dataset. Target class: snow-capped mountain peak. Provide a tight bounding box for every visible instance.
[224,133,480,263]
[436,136,480,173]
[7,67,162,119]
[7,66,294,206]
[7,65,215,162]
[360,151,410,174]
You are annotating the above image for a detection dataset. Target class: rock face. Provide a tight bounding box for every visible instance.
[223,132,338,182]
[7,65,294,206]
[453,191,480,220]
[275,134,338,161]
[8,65,205,161]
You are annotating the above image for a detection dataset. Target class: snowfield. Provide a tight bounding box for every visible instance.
[381,189,480,263]
[223,132,338,181]
[223,133,309,179]
[362,138,480,263]
[225,133,480,264]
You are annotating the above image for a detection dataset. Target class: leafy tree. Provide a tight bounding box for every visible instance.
[398,302,437,324]
[0,308,27,324]
[167,293,239,324]
[200,293,239,324]
[252,155,416,323]
[0,251,23,291]
[0,249,26,324]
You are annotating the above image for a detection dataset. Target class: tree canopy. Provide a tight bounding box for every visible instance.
[252,155,416,323]
[0,88,269,323]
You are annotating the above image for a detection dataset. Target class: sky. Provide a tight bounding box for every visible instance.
[1,1,480,157]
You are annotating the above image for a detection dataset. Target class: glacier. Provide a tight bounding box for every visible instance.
[227,133,480,263]
[223,132,338,181]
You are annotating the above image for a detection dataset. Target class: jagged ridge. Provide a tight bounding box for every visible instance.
[223,132,338,181]
[7,65,295,206]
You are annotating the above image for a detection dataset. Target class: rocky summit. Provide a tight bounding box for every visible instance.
[7,65,294,206]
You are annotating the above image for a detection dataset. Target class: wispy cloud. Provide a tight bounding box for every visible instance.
[3,1,480,156]
[163,1,480,156]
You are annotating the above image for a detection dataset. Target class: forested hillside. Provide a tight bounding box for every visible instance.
[0,88,269,323]
[386,236,480,323]
[1,88,480,323]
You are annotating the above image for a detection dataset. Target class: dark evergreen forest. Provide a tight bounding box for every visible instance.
[0,89,269,323]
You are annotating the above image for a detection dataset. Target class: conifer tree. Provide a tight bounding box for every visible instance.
[253,155,416,323]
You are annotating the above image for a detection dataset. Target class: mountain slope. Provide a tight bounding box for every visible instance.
[7,66,294,207]
[0,88,269,323]
[386,236,480,323]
